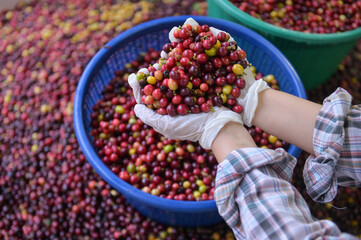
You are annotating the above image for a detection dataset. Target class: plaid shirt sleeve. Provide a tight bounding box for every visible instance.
[214,88,361,240]
[304,88,361,203]
[214,148,359,240]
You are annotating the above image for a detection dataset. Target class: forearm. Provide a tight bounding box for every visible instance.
[253,88,322,155]
[211,122,257,163]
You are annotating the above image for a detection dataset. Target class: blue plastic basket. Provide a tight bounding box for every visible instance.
[74,15,307,227]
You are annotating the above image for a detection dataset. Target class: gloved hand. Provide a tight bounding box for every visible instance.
[236,68,270,127]
[210,25,269,127]
[134,104,243,150]
[168,18,270,127]
[128,67,151,104]
[128,17,270,148]
[128,65,243,149]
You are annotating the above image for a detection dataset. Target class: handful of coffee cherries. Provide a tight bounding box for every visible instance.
[135,18,251,117]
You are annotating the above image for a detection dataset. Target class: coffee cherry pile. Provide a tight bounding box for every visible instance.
[91,48,289,202]
[1,0,360,238]
[307,41,361,105]
[137,23,249,116]
[231,0,361,33]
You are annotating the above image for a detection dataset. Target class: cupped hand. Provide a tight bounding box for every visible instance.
[127,17,271,149]
[168,18,269,127]
[134,104,243,150]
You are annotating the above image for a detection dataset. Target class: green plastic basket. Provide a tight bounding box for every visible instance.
[207,0,361,89]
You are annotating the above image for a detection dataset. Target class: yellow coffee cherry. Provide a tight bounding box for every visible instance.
[222,85,232,95]
[264,74,275,83]
[214,40,221,49]
[186,81,193,89]
[232,64,244,75]
[220,93,227,103]
[147,76,156,85]
[268,135,278,144]
[205,47,217,57]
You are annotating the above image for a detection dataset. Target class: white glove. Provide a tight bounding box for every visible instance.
[128,63,160,104]
[134,104,243,150]
[128,68,148,104]
[169,17,270,127]
[237,76,270,127]
[128,18,269,148]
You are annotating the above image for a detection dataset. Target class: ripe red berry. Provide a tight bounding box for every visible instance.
[215,77,226,86]
[201,103,211,113]
[197,97,206,106]
[229,51,240,61]
[236,78,246,89]
[178,76,189,87]
[232,104,243,113]
[144,95,154,105]
[184,96,195,106]
[196,53,208,64]
[143,84,154,95]
[172,95,183,105]
[119,171,130,182]
[183,23,192,31]
[200,83,209,92]
[169,69,180,80]
[152,89,163,100]
[217,32,227,42]
[180,57,190,67]
[176,43,184,51]
[213,96,223,107]
[231,87,241,98]
[182,49,195,59]
[192,77,202,88]
[212,58,223,68]
[177,104,189,115]
[166,104,177,117]
[189,65,201,77]
[237,49,247,59]
[215,86,222,94]
[221,57,231,66]
[166,57,176,68]
[209,36,217,45]
[190,105,201,113]
[202,39,213,50]
[227,98,237,106]
[173,28,180,38]
[201,25,210,32]
[179,28,191,39]
[226,73,237,85]
[193,24,203,34]
[183,38,193,49]
[218,46,228,57]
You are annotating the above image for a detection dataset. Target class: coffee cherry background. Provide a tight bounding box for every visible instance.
[0,0,360,239]
[230,0,361,33]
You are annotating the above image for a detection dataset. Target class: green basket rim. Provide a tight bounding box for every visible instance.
[217,0,361,43]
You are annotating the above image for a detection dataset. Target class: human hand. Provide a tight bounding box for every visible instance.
[133,103,243,150]
[128,18,269,148]
[129,66,243,149]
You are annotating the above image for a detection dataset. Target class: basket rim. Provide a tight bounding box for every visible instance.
[217,0,361,43]
[74,15,305,212]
